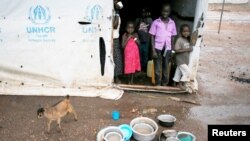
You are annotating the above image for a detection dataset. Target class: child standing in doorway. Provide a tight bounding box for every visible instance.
[149,3,177,86]
[173,24,193,89]
[113,0,123,83]
[135,8,152,72]
[122,22,141,84]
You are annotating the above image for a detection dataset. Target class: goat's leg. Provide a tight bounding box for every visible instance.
[57,118,61,132]
[68,104,78,121]
[47,120,52,133]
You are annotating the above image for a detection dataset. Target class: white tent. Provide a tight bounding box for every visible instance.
[0,0,208,99]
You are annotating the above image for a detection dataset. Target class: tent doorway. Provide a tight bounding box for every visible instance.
[116,0,197,88]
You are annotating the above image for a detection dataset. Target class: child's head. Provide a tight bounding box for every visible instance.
[126,21,135,34]
[180,24,191,38]
[161,3,171,19]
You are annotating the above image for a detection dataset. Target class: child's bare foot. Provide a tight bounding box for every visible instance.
[115,77,121,84]
[173,82,177,87]
[127,74,134,84]
[177,83,186,90]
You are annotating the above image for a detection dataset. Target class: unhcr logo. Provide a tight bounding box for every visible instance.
[29,5,51,24]
[82,4,103,34]
[26,5,55,42]
[86,4,103,21]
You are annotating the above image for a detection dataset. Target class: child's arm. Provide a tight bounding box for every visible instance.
[151,35,158,58]
[175,47,190,53]
[113,15,119,29]
[171,23,178,50]
[184,44,193,52]
[121,34,132,48]
[121,34,127,48]
[134,33,140,46]
[171,36,177,50]
[188,46,193,52]
[149,21,158,59]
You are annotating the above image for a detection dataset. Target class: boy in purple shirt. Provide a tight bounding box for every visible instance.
[149,3,177,86]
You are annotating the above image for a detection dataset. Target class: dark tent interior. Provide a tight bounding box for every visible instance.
[116,0,197,85]
[119,0,197,34]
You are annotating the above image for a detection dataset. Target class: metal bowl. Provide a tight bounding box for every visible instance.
[157,114,176,127]
[102,126,124,141]
[104,132,122,141]
[130,117,158,141]
[166,137,180,141]
[133,123,154,135]
[163,130,178,138]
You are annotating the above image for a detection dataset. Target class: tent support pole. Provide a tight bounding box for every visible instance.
[218,0,225,34]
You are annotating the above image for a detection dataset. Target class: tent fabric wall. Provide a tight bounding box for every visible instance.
[0,0,209,97]
[0,0,124,99]
[186,0,208,93]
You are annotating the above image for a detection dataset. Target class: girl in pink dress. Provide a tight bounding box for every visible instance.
[122,22,141,84]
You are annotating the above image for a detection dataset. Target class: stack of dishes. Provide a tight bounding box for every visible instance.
[96,126,124,141]
[159,130,196,141]
[97,125,133,141]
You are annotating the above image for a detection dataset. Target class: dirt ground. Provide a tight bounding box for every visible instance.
[1,3,250,141]
[190,2,250,135]
[0,93,204,141]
